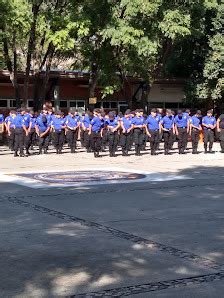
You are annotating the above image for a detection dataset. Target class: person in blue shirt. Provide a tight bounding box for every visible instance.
[24,110,37,155]
[120,110,134,156]
[202,109,217,153]
[36,110,51,154]
[89,109,103,158]
[189,110,202,154]
[174,110,190,154]
[161,109,175,155]
[51,111,66,154]
[13,109,27,157]
[79,112,86,148]
[65,109,80,153]
[100,111,108,152]
[22,109,33,155]
[145,108,161,155]
[105,111,120,157]
[81,111,93,152]
[0,113,4,145]
[132,109,145,156]
[5,111,16,151]
[155,108,164,151]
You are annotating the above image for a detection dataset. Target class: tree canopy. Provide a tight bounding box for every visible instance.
[0,0,223,109]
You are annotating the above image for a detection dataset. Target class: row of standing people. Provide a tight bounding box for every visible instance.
[2,107,224,157]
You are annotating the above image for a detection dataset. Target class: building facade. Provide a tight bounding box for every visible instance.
[0,70,186,114]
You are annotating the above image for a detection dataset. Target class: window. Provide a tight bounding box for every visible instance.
[111,102,117,109]
[77,101,85,108]
[103,102,110,109]
[149,102,164,108]
[28,100,34,108]
[94,102,101,108]
[60,101,68,108]
[165,102,178,109]
[0,100,8,107]
[70,101,77,107]
[10,100,16,108]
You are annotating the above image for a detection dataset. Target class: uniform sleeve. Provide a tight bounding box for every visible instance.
[202,117,206,124]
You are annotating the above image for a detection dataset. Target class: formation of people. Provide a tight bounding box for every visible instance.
[1,107,224,157]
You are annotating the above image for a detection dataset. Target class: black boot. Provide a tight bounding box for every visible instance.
[209,144,214,153]
[14,151,19,157]
[44,148,48,154]
[26,149,30,156]
[137,146,141,156]
[151,150,156,156]
[20,151,25,157]
[94,151,100,158]
[38,149,43,155]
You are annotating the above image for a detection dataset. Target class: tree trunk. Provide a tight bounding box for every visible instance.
[23,3,41,107]
[88,63,98,110]
[118,66,133,109]
[33,73,43,112]
[3,34,21,107]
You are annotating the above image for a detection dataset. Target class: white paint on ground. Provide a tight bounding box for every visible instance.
[0,167,191,189]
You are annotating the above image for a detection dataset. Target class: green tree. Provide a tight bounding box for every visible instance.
[183,1,223,109]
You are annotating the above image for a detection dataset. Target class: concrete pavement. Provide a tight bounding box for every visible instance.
[0,142,224,297]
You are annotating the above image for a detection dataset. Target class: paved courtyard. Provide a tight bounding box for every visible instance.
[0,142,224,297]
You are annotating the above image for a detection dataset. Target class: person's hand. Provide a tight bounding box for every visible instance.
[217,128,221,132]
[122,129,126,134]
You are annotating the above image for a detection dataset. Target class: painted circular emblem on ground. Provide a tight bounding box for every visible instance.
[33,171,146,184]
